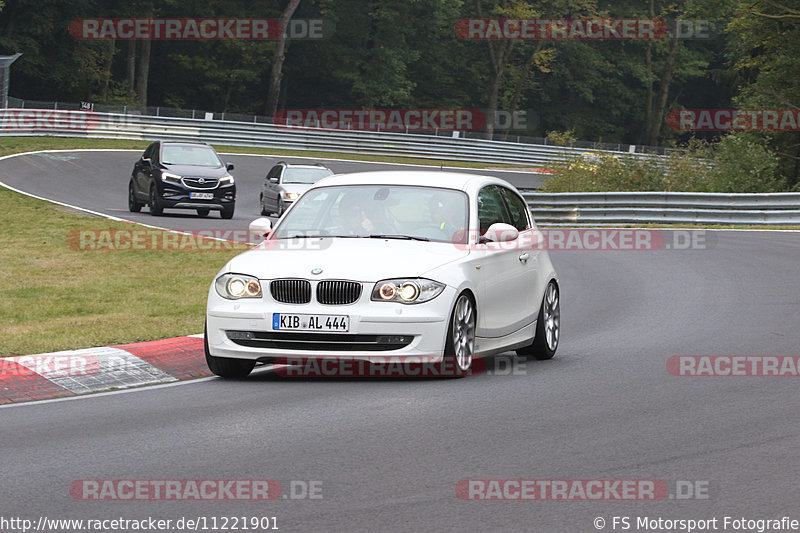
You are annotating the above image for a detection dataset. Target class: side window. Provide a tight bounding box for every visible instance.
[266,165,280,182]
[477,185,511,234]
[498,186,530,231]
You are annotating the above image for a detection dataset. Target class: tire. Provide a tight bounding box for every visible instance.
[221,204,235,219]
[204,323,255,378]
[260,194,269,216]
[128,181,142,213]
[275,198,284,217]
[196,208,210,217]
[440,292,476,378]
[517,280,560,360]
[149,186,163,216]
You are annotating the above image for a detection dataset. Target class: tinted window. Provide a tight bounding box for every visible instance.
[160,144,222,167]
[477,185,511,233]
[498,186,530,231]
[282,167,333,184]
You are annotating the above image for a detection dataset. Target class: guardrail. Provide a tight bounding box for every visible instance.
[522,191,800,225]
[0,108,652,167]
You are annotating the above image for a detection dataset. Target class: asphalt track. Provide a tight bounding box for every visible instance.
[2,150,800,532]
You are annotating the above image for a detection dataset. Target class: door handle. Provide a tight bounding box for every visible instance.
[518,252,530,263]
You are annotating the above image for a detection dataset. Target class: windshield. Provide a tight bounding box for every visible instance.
[273,185,469,244]
[282,167,333,184]
[161,145,223,167]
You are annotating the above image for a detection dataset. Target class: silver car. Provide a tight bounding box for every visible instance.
[259,162,334,217]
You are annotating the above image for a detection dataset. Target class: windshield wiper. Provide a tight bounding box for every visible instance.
[369,234,430,241]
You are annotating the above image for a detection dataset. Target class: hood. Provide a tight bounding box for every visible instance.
[162,164,227,178]
[226,238,469,282]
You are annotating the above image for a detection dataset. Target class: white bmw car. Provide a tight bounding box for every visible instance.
[205,171,560,378]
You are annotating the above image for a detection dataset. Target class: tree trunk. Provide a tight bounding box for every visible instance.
[644,36,678,146]
[126,40,136,92]
[642,0,655,146]
[135,38,151,107]
[266,0,302,118]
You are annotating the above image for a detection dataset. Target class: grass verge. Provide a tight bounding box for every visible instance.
[0,186,244,356]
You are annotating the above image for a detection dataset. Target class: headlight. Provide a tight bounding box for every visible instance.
[371,278,444,304]
[161,172,181,183]
[284,192,300,200]
[220,174,234,185]
[215,273,262,300]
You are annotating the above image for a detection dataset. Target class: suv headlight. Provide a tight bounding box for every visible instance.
[371,278,445,304]
[215,273,262,300]
[161,172,181,183]
[284,192,299,200]
[220,174,235,185]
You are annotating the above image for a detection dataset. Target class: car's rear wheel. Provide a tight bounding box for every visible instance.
[260,194,268,216]
[441,293,475,377]
[196,208,210,217]
[517,280,559,360]
[221,205,235,219]
[204,323,255,378]
[128,181,142,212]
[149,186,163,216]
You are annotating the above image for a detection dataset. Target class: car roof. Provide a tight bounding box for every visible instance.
[160,141,213,148]
[312,170,508,191]
[281,163,332,169]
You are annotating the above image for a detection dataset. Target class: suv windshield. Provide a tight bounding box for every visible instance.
[282,167,333,184]
[161,145,223,167]
[273,185,468,244]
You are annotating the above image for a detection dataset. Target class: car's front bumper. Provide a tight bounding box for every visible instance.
[206,283,455,363]
[159,183,236,209]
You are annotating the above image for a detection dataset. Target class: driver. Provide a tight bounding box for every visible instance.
[338,193,376,233]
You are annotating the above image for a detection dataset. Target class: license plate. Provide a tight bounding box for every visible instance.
[272,313,349,332]
[190,192,214,200]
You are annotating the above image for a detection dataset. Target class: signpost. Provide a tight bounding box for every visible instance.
[0,53,22,108]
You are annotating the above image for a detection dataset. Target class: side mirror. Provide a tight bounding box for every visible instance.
[141,157,152,167]
[482,222,518,243]
[269,176,279,183]
[249,217,273,243]
[226,163,234,171]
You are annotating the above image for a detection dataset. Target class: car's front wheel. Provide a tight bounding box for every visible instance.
[275,198,284,217]
[517,280,560,360]
[259,194,268,216]
[441,292,475,377]
[204,323,255,378]
[221,204,235,219]
[196,208,210,217]
[149,186,163,216]
[128,181,142,212]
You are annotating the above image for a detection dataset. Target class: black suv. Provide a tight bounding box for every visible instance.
[128,141,236,218]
